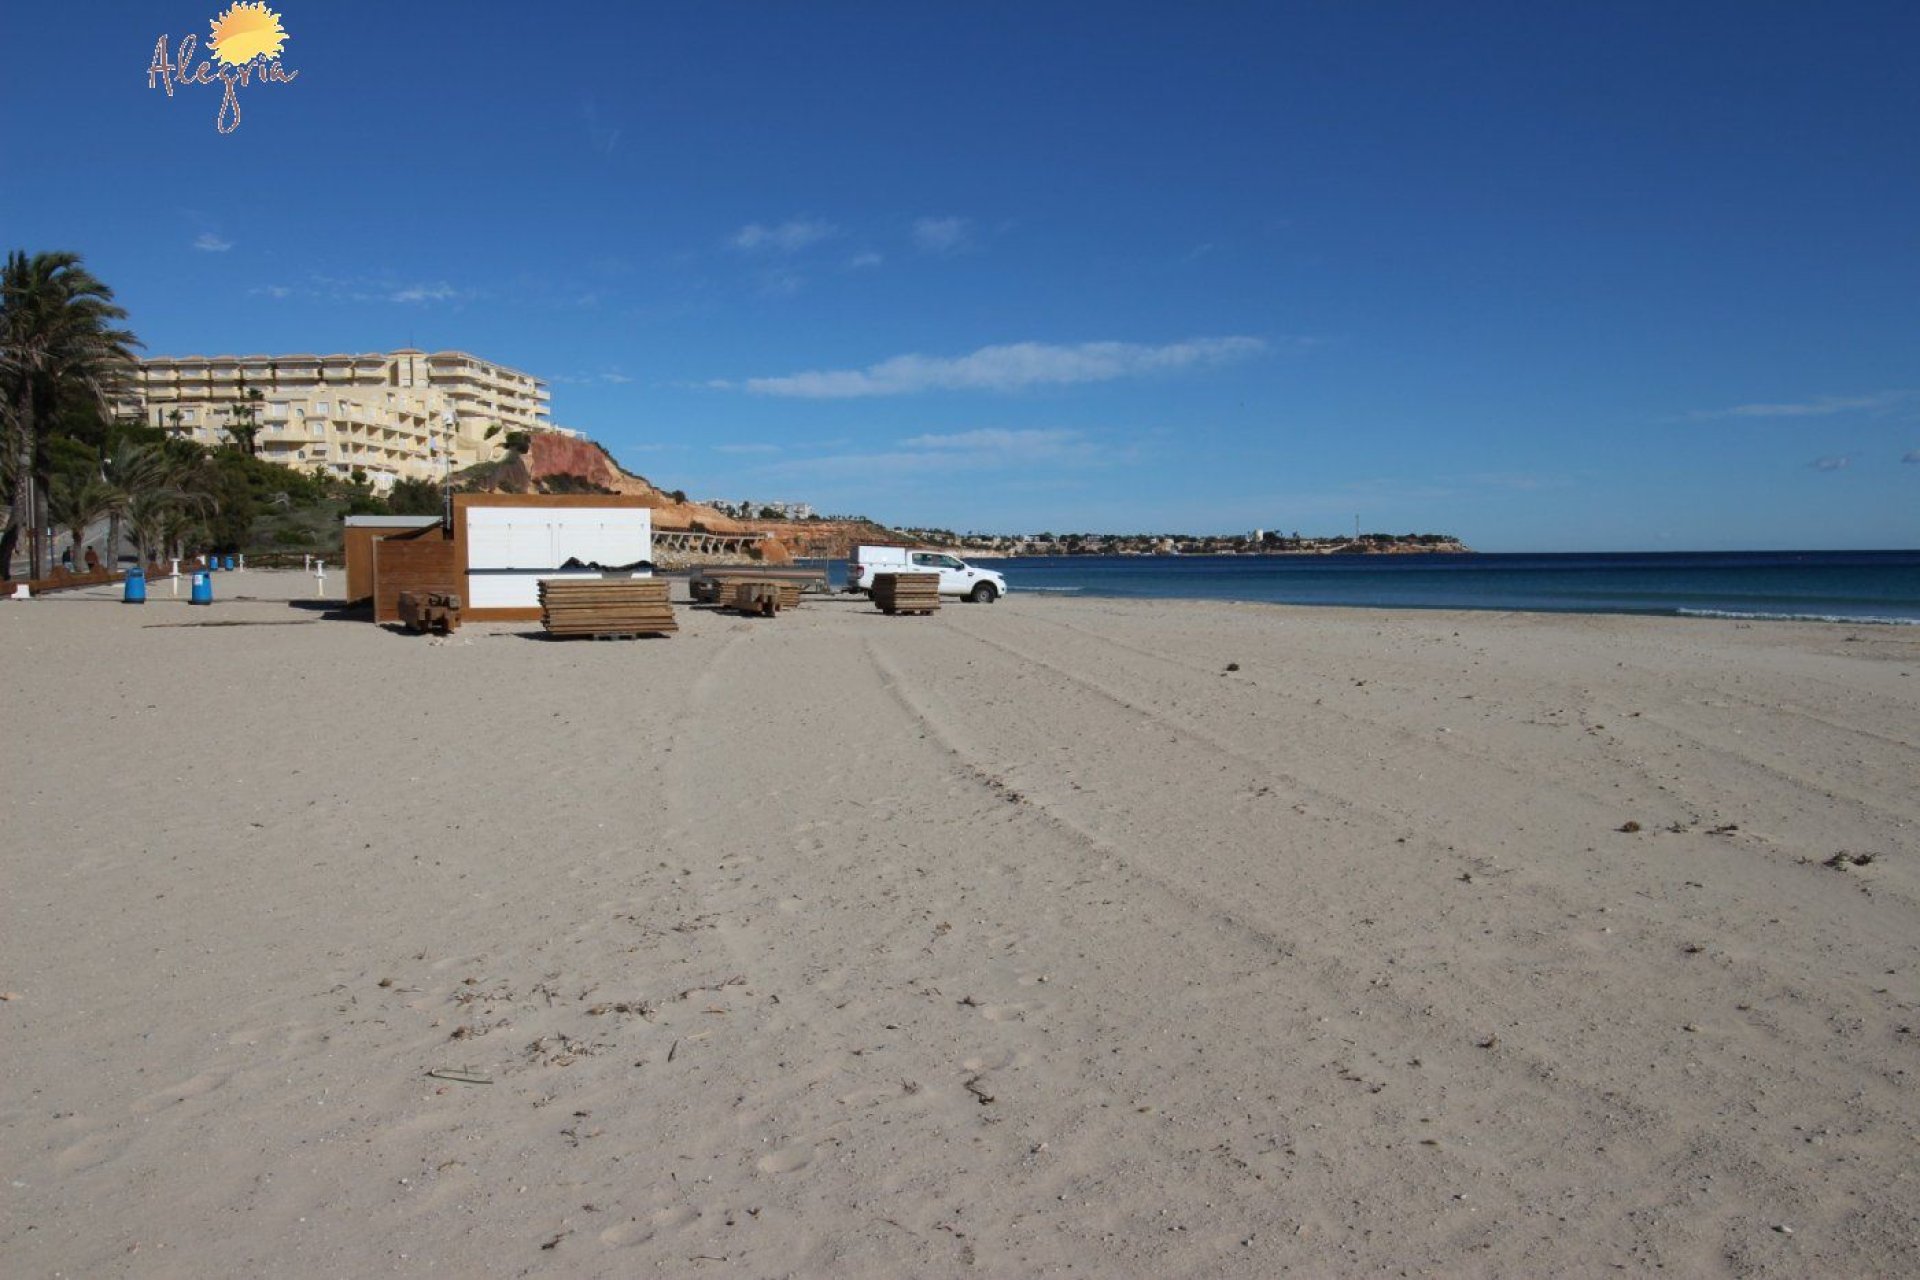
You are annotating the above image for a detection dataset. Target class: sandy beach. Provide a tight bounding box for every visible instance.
[3,571,1916,1277]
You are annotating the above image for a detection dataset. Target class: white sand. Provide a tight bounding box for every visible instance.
[3,571,1917,1276]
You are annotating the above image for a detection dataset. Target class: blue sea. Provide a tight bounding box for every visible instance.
[822,551,1920,624]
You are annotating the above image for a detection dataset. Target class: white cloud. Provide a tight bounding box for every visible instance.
[1693,391,1911,419]
[757,269,805,297]
[912,216,970,253]
[1810,455,1850,472]
[252,275,470,304]
[901,428,1083,455]
[772,428,1107,477]
[194,232,232,252]
[714,443,781,455]
[580,97,621,155]
[848,251,884,269]
[1461,471,1562,492]
[731,219,838,253]
[388,282,465,304]
[742,336,1266,398]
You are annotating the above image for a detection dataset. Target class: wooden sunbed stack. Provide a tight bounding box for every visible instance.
[538,578,677,638]
[726,581,786,617]
[398,590,462,635]
[872,572,941,615]
[724,578,803,611]
[690,566,828,604]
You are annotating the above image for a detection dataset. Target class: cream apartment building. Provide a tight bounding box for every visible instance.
[121,349,575,489]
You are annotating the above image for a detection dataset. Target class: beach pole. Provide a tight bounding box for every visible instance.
[314,559,325,597]
[238,553,246,571]
[170,559,181,597]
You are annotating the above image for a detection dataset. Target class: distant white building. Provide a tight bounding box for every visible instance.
[705,498,815,520]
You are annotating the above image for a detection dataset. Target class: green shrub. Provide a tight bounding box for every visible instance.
[387,477,443,515]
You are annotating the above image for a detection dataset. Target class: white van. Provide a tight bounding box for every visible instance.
[848,545,1008,602]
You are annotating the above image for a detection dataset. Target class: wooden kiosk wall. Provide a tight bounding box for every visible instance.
[345,517,444,605]
[371,527,459,624]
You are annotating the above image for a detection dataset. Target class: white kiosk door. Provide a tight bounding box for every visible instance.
[465,506,652,609]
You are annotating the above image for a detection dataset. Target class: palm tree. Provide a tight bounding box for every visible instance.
[117,441,211,565]
[0,251,140,579]
[106,439,175,565]
[231,385,265,456]
[46,473,116,572]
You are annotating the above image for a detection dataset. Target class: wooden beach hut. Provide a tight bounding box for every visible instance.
[357,495,657,624]
[343,514,444,606]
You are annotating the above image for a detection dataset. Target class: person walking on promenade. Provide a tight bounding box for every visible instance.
[83,545,100,573]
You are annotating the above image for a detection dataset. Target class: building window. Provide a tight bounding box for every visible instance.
[311,421,324,438]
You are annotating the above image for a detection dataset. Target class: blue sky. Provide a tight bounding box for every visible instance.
[2,1,1916,549]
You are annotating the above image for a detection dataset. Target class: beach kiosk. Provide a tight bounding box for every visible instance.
[454,494,654,622]
[358,495,656,624]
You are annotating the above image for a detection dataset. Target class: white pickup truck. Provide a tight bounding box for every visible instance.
[848,545,1008,603]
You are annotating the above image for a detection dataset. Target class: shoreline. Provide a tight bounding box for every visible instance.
[1014,589,1920,627]
[5,573,1917,1275]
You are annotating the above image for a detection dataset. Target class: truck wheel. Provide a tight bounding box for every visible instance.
[968,583,998,604]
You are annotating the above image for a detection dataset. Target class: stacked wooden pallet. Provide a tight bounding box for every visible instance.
[538,578,677,638]
[727,581,784,617]
[723,578,803,611]
[398,590,462,635]
[690,566,828,604]
[872,572,941,615]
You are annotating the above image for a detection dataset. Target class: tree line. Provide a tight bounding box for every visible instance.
[2,250,443,577]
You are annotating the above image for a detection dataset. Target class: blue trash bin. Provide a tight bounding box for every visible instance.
[123,569,146,604]
[224,554,236,571]
[190,571,212,605]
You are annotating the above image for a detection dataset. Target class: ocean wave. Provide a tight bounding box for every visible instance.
[1677,608,1919,626]
[1017,585,1085,593]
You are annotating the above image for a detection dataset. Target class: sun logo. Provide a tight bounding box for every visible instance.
[207,2,289,66]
